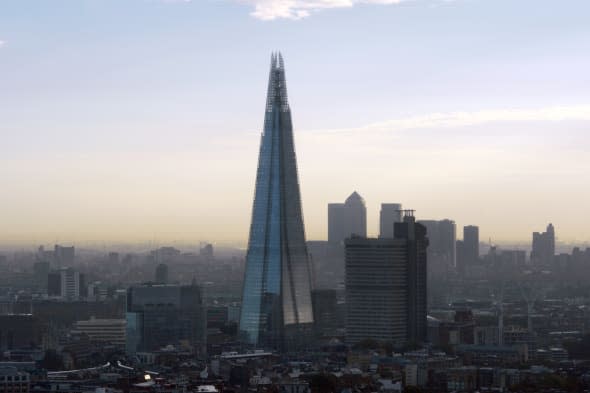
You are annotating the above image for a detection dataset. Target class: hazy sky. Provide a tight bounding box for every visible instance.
[1,0,589,246]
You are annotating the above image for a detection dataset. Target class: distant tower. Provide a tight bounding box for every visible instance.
[328,191,367,244]
[200,243,214,260]
[463,226,479,262]
[531,223,555,265]
[379,203,402,239]
[155,263,169,284]
[458,225,479,273]
[54,245,75,267]
[239,53,314,351]
[418,219,456,270]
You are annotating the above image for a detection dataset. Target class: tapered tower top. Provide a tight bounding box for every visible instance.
[265,52,289,113]
[240,53,314,351]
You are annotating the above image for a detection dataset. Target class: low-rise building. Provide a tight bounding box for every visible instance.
[72,318,126,349]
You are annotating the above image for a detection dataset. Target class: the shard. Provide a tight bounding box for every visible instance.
[239,53,314,350]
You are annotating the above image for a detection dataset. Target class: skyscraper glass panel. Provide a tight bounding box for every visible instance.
[239,53,314,350]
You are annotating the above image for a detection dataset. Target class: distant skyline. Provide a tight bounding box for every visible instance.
[1,0,589,245]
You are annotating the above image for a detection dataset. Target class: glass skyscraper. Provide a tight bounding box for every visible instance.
[239,53,314,351]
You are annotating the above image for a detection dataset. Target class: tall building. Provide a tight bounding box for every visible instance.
[463,225,479,262]
[418,219,456,273]
[328,192,367,244]
[47,268,85,300]
[200,243,214,260]
[55,245,75,267]
[457,225,479,274]
[239,54,314,351]
[311,289,339,337]
[531,223,555,265]
[379,203,402,239]
[345,212,428,346]
[155,263,169,284]
[126,283,206,355]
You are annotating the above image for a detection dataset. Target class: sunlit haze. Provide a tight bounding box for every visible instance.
[1,0,589,246]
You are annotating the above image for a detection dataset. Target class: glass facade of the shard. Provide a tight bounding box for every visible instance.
[239,54,314,351]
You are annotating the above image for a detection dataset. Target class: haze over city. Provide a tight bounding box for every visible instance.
[1,0,589,246]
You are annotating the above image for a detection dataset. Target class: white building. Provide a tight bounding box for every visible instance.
[73,318,126,348]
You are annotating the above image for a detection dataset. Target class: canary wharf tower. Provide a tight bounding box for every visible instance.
[239,53,314,351]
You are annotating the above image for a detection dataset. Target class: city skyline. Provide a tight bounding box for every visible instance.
[1,0,590,245]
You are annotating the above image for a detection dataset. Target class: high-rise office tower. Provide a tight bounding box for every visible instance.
[418,219,456,272]
[155,263,169,284]
[345,212,428,346]
[328,192,367,244]
[457,225,479,273]
[463,225,479,262]
[531,223,555,265]
[126,283,206,356]
[379,203,402,239]
[239,54,314,351]
[47,267,85,300]
[55,245,75,267]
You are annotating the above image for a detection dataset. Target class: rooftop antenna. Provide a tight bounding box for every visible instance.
[397,209,415,218]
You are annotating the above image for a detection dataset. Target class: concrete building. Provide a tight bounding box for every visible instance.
[345,213,428,346]
[311,289,339,337]
[73,318,126,349]
[126,283,206,356]
[47,268,85,300]
[328,192,367,244]
[0,366,30,393]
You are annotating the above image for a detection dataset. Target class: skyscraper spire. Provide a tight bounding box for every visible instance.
[239,54,314,351]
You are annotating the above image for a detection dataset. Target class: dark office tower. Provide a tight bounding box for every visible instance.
[345,212,428,347]
[126,283,206,356]
[328,192,367,244]
[47,271,61,296]
[394,214,428,344]
[155,263,169,284]
[311,289,338,337]
[239,53,314,351]
[54,245,75,267]
[531,223,555,266]
[458,225,479,273]
[379,203,402,239]
[463,226,479,262]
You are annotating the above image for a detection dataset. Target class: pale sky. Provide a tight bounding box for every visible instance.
[1,0,589,246]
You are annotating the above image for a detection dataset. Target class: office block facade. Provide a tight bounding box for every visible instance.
[345,214,428,346]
